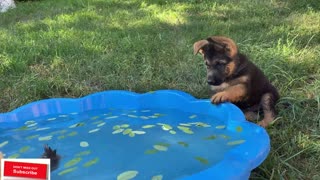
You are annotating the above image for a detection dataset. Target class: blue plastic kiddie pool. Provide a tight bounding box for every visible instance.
[0,90,270,180]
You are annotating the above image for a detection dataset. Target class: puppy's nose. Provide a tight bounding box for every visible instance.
[207,80,221,86]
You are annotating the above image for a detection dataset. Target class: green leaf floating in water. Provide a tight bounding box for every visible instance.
[183,129,194,134]
[144,149,159,154]
[169,130,176,134]
[67,131,78,136]
[8,153,20,159]
[91,116,100,120]
[132,131,146,135]
[58,167,77,176]
[155,142,170,147]
[24,120,36,125]
[105,116,119,120]
[194,156,209,165]
[153,145,168,151]
[83,158,99,167]
[64,157,82,168]
[129,132,135,137]
[177,142,189,147]
[103,112,112,116]
[154,113,165,117]
[189,115,197,119]
[58,135,66,140]
[76,122,86,127]
[177,126,189,131]
[97,122,106,127]
[76,150,91,156]
[0,141,9,148]
[19,146,30,153]
[140,116,149,120]
[92,120,104,125]
[117,170,139,180]
[113,125,121,130]
[141,109,151,112]
[161,124,172,131]
[47,117,57,121]
[15,126,29,131]
[80,141,89,147]
[26,135,40,140]
[236,126,243,132]
[227,140,246,145]
[177,126,194,134]
[215,125,226,129]
[203,135,217,140]
[151,175,163,180]
[88,128,100,133]
[112,129,124,134]
[48,130,67,136]
[36,127,51,131]
[61,130,68,133]
[27,123,38,128]
[38,135,53,141]
[69,122,85,128]
[179,123,191,127]
[178,126,190,131]
[121,124,130,128]
[142,125,155,129]
[220,134,231,139]
[195,122,211,127]
[123,129,132,135]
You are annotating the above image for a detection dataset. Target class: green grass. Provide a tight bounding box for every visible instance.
[1,0,320,179]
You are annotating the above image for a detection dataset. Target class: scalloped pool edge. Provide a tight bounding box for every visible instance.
[0,89,270,180]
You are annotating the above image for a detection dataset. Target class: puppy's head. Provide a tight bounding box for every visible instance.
[193,36,239,86]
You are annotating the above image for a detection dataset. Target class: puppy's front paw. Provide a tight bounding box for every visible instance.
[211,92,229,104]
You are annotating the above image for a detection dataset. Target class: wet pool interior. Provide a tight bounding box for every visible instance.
[0,107,246,180]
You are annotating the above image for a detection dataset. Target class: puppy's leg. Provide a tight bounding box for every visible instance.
[258,92,277,127]
[243,104,260,121]
[244,111,258,121]
[211,84,246,104]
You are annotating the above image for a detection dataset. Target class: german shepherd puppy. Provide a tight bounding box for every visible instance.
[193,36,279,127]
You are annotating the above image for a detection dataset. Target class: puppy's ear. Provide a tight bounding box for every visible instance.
[210,36,238,58]
[193,40,209,55]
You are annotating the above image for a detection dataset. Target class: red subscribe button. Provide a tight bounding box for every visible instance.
[4,161,48,179]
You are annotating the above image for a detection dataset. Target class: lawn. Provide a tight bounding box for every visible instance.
[0,0,319,179]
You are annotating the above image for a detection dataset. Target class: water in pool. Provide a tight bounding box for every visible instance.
[0,108,246,180]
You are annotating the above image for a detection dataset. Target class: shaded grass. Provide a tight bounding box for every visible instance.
[1,0,320,179]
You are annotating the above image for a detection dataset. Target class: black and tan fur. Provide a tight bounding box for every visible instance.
[193,36,279,127]
[41,144,61,171]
